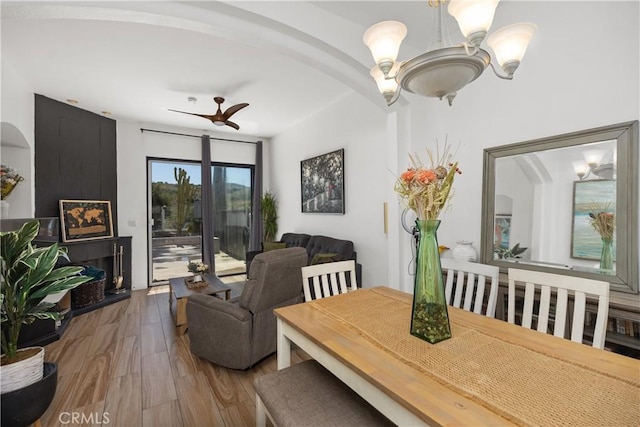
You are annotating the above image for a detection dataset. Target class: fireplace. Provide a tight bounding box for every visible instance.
[1,217,132,346]
[36,235,132,316]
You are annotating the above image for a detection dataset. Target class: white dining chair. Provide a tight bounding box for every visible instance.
[441,258,500,318]
[301,260,357,301]
[507,268,610,349]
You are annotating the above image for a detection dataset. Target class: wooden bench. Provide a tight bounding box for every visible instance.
[254,360,394,427]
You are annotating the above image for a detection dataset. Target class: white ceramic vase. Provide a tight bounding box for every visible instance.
[452,241,478,262]
[193,274,203,282]
[0,346,45,394]
[0,200,9,218]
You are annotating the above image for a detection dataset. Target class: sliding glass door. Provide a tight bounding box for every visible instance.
[211,164,253,276]
[149,160,202,284]
[148,159,254,284]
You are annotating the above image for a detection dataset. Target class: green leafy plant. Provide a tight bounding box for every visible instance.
[494,243,528,259]
[1,220,91,363]
[261,192,278,243]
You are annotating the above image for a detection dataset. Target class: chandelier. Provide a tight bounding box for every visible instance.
[363,0,537,106]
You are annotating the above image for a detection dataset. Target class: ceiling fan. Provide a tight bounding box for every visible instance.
[169,96,249,130]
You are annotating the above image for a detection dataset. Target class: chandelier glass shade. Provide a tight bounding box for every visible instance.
[448,0,499,46]
[363,0,537,106]
[363,21,407,75]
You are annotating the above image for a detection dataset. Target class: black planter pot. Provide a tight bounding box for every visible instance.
[1,362,58,427]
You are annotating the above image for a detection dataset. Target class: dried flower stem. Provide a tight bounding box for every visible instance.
[394,142,460,220]
[589,211,615,240]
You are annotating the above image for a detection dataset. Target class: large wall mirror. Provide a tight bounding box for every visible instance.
[481,121,638,293]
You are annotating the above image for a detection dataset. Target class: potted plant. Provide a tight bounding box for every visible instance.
[1,220,90,394]
[261,191,278,243]
[494,243,528,259]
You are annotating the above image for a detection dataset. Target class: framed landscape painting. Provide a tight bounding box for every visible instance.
[301,149,344,214]
[59,200,114,242]
[571,180,616,260]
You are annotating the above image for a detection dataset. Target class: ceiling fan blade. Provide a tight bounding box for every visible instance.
[223,103,249,119]
[168,109,215,120]
[225,120,240,130]
[169,98,247,131]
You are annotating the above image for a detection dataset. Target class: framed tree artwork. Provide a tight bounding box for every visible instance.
[300,149,344,214]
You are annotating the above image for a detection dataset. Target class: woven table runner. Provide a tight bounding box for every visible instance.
[310,289,640,427]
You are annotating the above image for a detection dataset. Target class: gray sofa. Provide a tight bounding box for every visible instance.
[186,247,308,369]
[247,232,362,285]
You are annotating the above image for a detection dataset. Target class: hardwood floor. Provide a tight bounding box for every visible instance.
[40,285,309,427]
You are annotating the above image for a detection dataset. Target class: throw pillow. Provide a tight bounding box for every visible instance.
[310,253,343,265]
[263,242,287,252]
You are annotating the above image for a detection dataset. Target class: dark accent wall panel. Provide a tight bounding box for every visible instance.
[35,94,118,234]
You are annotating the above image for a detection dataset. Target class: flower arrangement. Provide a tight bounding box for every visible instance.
[396,143,461,344]
[394,144,461,220]
[589,210,615,241]
[187,261,208,274]
[1,164,24,200]
[588,204,615,271]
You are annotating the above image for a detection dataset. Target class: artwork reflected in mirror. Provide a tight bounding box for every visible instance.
[571,180,616,269]
[493,215,529,260]
[481,121,638,293]
[493,139,616,273]
[494,214,511,250]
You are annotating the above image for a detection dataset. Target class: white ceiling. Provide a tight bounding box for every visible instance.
[0,2,358,137]
[1,1,458,138]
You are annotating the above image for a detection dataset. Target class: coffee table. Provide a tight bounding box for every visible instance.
[169,274,232,335]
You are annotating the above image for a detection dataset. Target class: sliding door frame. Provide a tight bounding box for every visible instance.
[146,157,255,285]
[146,157,202,286]
[210,161,255,277]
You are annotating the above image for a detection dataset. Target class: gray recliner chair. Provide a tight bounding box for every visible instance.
[186,247,308,370]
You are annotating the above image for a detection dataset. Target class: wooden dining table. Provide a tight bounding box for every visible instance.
[274,286,640,426]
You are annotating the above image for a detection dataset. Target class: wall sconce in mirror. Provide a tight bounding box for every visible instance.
[481,121,638,294]
[572,145,616,180]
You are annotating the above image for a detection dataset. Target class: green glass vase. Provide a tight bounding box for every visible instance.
[410,219,452,344]
[600,237,613,271]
